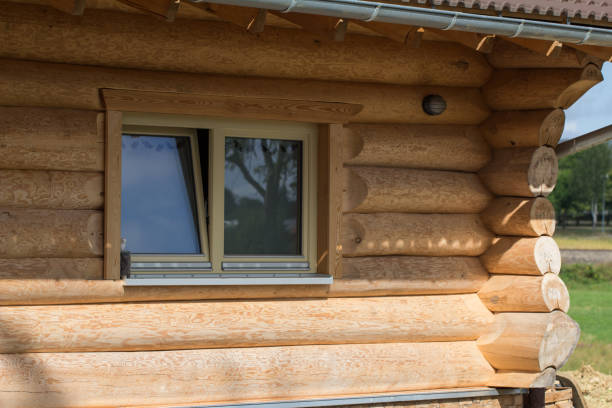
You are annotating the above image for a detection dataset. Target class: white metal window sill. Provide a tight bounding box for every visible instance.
[123,273,333,286]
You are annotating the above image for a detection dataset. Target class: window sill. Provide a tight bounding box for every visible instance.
[123,273,333,286]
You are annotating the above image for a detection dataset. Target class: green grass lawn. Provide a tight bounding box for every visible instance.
[561,265,612,374]
[555,226,612,250]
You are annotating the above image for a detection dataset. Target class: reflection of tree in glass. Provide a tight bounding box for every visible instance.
[224,137,302,255]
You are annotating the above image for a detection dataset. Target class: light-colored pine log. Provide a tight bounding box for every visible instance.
[0,257,489,305]
[0,107,104,172]
[343,167,492,214]
[343,214,493,257]
[0,170,103,210]
[343,124,491,171]
[481,197,556,237]
[478,274,570,313]
[545,388,573,403]
[480,236,561,275]
[0,59,490,125]
[487,368,556,388]
[480,109,565,148]
[0,258,102,280]
[483,65,603,110]
[117,0,180,21]
[0,295,493,353]
[488,40,590,69]
[479,146,558,197]
[0,3,492,87]
[102,89,363,124]
[0,209,103,258]
[478,311,580,371]
[0,342,494,408]
[104,111,122,280]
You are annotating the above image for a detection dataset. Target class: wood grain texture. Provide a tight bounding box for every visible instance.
[0,295,493,353]
[0,170,103,210]
[487,368,556,388]
[0,258,102,280]
[481,236,561,276]
[47,0,85,15]
[0,209,103,258]
[0,107,104,171]
[482,65,603,110]
[104,111,122,280]
[478,274,570,313]
[479,147,558,197]
[0,58,490,125]
[0,257,489,305]
[480,109,565,148]
[0,342,494,408]
[343,167,492,214]
[481,197,556,237]
[117,0,179,21]
[0,2,492,87]
[102,89,363,124]
[478,311,580,371]
[343,214,494,257]
[487,40,590,69]
[343,124,491,171]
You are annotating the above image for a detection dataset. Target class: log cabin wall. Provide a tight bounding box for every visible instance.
[0,1,599,407]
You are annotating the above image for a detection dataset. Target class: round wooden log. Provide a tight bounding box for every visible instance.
[0,342,494,408]
[480,197,556,237]
[0,294,493,353]
[480,236,561,275]
[480,109,565,148]
[343,167,492,214]
[0,3,492,87]
[478,274,570,312]
[488,39,590,69]
[343,124,491,171]
[0,59,490,125]
[0,170,104,209]
[479,146,558,197]
[343,213,493,257]
[483,65,603,110]
[478,311,580,371]
[487,368,556,388]
[0,209,103,258]
[0,258,102,279]
[0,107,104,172]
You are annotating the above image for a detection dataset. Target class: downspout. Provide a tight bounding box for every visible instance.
[556,124,612,158]
[188,0,612,48]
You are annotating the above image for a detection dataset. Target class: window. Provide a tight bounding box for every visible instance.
[119,113,320,282]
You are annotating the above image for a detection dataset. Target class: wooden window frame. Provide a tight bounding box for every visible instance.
[103,90,356,282]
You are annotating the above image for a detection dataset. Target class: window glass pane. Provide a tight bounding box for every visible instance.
[121,134,201,254]
[224,137,302,256]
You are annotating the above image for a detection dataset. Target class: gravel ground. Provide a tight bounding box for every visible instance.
[562,250,612,265]
[564,366,612,408]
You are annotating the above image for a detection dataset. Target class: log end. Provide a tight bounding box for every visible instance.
[488,368,556,388]
[342,168,368,213]
[540,109,566,148]
[539,311,580,370]
[530,197,556,236]
[528,147,558,197]
[535,236,562,274]
[542,273,570,313]
[555,64,604,109]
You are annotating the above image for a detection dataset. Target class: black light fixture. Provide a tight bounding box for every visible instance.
[422,95,447,116]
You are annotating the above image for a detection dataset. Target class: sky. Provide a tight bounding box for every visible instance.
[561,62,612,142]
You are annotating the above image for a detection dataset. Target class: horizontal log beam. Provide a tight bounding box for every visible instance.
[479,147,558,197]
[487,368,556,388]
[0,209,103,258]
[0,342,494,408]
[343,124,491,172]
[480,109,565,148]
[483,65,603,110]
[0,170,103,210]
[478,311,579,371]
[481,197,556,237]
[480,236,561,275]
[0,59,490,125]
[0,107,104,172]
[0,295,493,353]
[488,39,588,69]
[0,2,492,87]
[0,258,102,280]
[343,167,491,214]
[117,0,180,21]
[478,274,570,312]
[343,214,493,257]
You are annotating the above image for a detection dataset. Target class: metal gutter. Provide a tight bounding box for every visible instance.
[557,124,612,158]
[159,388,527,408]
[188,0,612,47]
